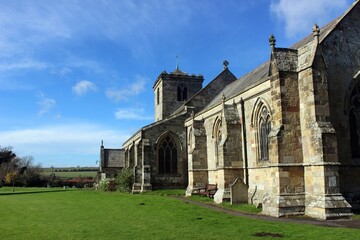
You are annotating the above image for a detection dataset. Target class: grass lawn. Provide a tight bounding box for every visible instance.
[0,188,360,239]
[353,211,360,220]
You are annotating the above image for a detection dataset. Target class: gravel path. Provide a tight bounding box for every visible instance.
[174,196,360,229]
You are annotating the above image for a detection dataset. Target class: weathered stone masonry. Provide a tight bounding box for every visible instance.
[102,1,360,220]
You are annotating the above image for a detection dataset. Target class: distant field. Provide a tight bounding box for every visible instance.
[1,188,360,240]
[42,167,98,178]
[43,171,98,178]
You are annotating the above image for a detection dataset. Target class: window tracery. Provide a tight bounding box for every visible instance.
[158,136,178,174]
[349,83,360,158]
[257,105,271,161]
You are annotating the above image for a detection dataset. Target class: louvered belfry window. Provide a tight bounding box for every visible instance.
[177,84,187,101]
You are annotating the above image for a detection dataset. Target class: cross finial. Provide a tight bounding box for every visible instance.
[313,23,320,43]
[176,55,179,70]
[223,60,229,69]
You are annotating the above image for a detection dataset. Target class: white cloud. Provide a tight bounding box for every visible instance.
[0,59,48,72]
[37,93,56,116]
[115,108,153,121]
[0,123,130,166]
[270,0,350,38]
[72,80,97,96]
[106,75,148,101]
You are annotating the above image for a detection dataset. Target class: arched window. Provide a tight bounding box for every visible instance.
[258,106,271,160]
[177,84,187,101]
[157,88,160,105]
[158,136,178,174]
[349,84,360,158]
[212,119,222,166]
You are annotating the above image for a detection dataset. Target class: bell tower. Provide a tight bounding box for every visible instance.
[153,67,204,121]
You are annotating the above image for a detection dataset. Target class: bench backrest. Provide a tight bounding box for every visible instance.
[206,184,217,191]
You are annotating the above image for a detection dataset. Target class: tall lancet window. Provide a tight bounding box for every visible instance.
[177,84,188,101]
[259,106,271,160]
[349,84,360,158]
[213,118,222,167]
[158,136,178,174]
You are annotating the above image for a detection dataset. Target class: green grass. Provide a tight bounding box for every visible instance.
[0,187,74,196]
[142,188,185,196]
[0,188,360,239]
[353,210,360,220]
[188,195,261,214]
[220,202,262,214]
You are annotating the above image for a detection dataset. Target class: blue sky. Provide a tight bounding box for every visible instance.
[0,0,352,167]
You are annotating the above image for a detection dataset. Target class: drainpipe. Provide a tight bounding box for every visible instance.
[240,98,249,186]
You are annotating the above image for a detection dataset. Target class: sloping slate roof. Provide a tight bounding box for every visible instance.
[291,18,340,49]
[201,12,344,113]
[171,68,237,116]
[205,61,270,109]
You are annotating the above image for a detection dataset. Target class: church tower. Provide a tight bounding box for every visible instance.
[153,67,204,121]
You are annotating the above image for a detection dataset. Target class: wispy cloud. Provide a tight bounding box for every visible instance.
[37,93,56,116]
[0,59,48,72]
[0,123,130,166]
[0,1,193,60]
[72,80,97,96]
[106,75,148,101]
[270,0,350,38]
[115,108,153,121]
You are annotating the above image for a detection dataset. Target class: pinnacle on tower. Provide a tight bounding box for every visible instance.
[269,34,276,52]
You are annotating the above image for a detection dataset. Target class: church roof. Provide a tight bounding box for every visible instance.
[291,0,357,49]
[205,61,270,109]
[153,68,203,88]
[170,68,187,75]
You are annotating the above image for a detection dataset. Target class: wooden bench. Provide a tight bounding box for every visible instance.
[199,183,217,198]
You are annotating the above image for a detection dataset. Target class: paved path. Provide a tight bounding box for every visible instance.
[173,196,360,229]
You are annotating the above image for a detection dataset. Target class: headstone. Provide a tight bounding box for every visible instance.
[230,178,248,204]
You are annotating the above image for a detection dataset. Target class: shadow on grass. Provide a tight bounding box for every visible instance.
[0,189,70,196]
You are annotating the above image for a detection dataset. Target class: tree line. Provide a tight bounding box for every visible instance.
[0,146,46,189]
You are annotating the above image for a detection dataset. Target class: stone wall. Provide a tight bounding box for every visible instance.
[321,3,360,205]
[186,119,209,195]
[143,115,189,189]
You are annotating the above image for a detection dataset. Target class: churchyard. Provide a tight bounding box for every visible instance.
[0,188,360,239]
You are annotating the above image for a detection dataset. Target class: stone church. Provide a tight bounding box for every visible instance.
[103,1,360,219]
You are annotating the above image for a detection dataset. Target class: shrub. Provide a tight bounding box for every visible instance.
[117,168,134,192]
[99,178,110,191]
[108,180,117,192]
